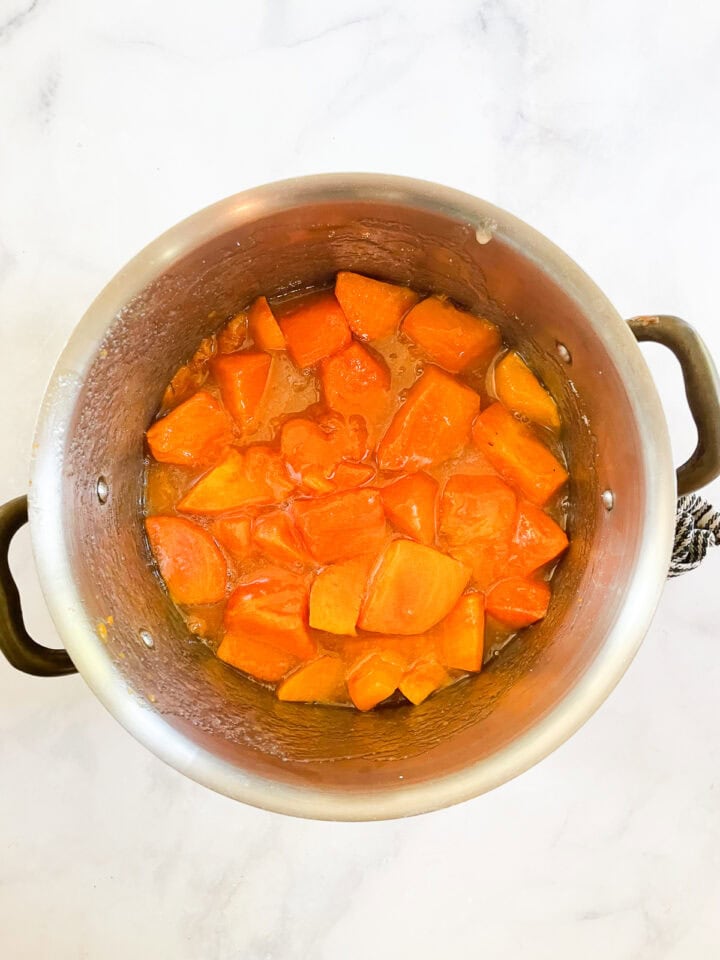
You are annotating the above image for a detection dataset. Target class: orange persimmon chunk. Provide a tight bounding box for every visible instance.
[335,271,419,341]
[377,366,480,472]
[211,351,271,431]
[252,510,312,566]
[217,633,299,683]
[402,297,501,373]
[145,516,227,605]
[281,412,368,490]
[212,517,253,561]
[223,568,315,660]
[277,655,347,703]
[146,391,233,467]
[439,474,516,588]
[400,660,450,705]
[380,472,438,545]
[320,342,391,435]
[308,556,373,635]
[472,403,568,505]
[293,489,387,564]
[435,592,485,672]
[347,652,403,711]
[279,292,351,368]
[494,352,560,429]
[359,540,470,635]
[248,296,286,351]
[331,461,376,490]
[511,501,568,576]
[485,577,551,629]
[178,447,294,514]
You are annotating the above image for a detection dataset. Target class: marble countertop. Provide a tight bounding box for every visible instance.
[2,2,720,957]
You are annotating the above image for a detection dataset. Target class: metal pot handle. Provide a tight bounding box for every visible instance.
[0,496,76,676]
[628,315,720,495]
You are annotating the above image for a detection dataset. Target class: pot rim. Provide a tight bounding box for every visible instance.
[28,173,675,820]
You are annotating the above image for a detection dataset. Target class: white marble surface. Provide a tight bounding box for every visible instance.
[2,1,720,956]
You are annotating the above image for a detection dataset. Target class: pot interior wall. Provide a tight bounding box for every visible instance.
[61,199,644,793]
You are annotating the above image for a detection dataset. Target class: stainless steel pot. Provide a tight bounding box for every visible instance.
[2,174,719,820]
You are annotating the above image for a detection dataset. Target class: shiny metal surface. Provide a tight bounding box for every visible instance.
[28,174,676,820]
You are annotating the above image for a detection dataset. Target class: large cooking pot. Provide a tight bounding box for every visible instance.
[2,174,719,820]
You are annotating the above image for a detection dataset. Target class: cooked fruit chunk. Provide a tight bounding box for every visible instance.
[347,652,403,711]
[308,556,374,635]
[212,517,254,560]
[494,352,560,429]
[320,342,391,438]
[380,472,438,545]
[277,655,347,703]
[439,474,516,588]
[400,660,450,705]
[248,296,286,351]
[223,568,315,659]
[292,489,387,564]
[485,577,551,628]
[358,540,470,635]
[472,403,568,505]
[339,633,435,668]
[377,367,480,472]
[279,292,351,368]
[145,516,226,605]
[281,412,368,489]
[252,510,311,566]
[402,297,501,373]
[211,351,271,431]
[217,633,299,682]
[146,391,233,467]
[510,502,568,576]
[335,271,419,341]
[178,447,294,514]
[331,461,376,490]
[435,592,485,672]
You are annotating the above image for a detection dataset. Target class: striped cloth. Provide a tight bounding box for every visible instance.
[669,494,720,577]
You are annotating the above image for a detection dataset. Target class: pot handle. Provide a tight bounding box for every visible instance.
[0,496,77,676]
[628,315,720,495]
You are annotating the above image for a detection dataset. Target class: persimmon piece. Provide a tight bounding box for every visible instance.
[223,568,315,659]
[331,461,376,490]
[279,292,351,368]
[281,412,368,488]
[161,336,216,409]
[335,271,419,341]
[145,516,226,605]
[402,297,501,373]
[435,593,485,672]
[511,502,569,576]
[211,351,271,431]
[217,633,299,683]
[494,352,560,429]
[400,661,450,705]
[293,489,386,564]
[147,391,233,467]
[178,447,294,514]
[486,577,551,629]
[339,633,436,668]
[277,655,347,703]
[217,312,248,355]
[472,403,568,505]
[439,474,516,588]
[252,510,312,566]
[248,296,286,351]
[359,540,470,635]
[320,342,391,437]
[347,653,403,711]
[212,517,253,560]
[380,472,438,545]
[377,366,480,472]
[308,556,373,635]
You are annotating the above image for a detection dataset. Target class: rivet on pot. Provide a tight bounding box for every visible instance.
[601,489,615,511]
[556,342,572,364]
[96,476,109,504]
[139,629,154,649]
